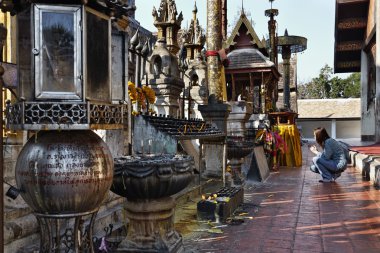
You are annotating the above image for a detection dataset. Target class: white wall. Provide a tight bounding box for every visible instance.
[296,120,331,139]
[296,119,360,139]
[336,120,361,139]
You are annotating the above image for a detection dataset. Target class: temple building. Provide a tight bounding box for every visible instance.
[224,9,280,114]
[334,0,379,142]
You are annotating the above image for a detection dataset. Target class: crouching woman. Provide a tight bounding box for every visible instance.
[309,127,347,183]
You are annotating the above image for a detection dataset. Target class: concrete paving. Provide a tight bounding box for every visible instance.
[178,144,380,253]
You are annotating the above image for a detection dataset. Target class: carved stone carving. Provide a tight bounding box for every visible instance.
[152,0,183,54]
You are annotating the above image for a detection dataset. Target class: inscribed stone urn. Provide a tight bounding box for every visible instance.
[15,130,114,214]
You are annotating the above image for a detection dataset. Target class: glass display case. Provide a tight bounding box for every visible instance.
[34,5,82,100]
[9,3,120,130]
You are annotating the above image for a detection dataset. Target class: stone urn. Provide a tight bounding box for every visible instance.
[226,101,254,185]
[15,130,113,252]
[226,136,254,185]
[111,154,194,253]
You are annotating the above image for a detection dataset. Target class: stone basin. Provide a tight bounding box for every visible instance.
[226,137,254,160]
[111,154,194,200]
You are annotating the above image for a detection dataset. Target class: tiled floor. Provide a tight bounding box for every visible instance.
[183,145,380,253]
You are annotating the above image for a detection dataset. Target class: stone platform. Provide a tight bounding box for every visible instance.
[178,143,380,253]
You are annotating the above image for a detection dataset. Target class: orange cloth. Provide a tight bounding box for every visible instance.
[276,124,302,167]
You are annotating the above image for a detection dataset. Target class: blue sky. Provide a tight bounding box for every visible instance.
[135,0,346,83]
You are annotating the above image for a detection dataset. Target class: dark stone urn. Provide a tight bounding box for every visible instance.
[111,154,194,253]
[226,136,254,186]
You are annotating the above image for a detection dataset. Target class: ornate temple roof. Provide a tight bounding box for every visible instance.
[152,0,183,26]
[181,2,205,48]
[225,12,266,53]
[226,48,275,71]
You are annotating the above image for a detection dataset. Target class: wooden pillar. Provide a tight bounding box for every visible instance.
[231,74,236,101]
[249,73,254,102]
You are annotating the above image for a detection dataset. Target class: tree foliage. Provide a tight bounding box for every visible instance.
[298,64,360,99]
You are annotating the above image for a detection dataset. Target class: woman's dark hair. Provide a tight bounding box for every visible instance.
[313,127,330,147]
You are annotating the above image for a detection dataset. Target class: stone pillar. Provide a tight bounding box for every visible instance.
[199,0,230,178]
[331,119,337,139]
[281,45,291,109]
[200,104,230,178]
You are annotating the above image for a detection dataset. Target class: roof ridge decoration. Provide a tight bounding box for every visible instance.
[225,12,264,49]
[181,1,205,47]
[152,0,183,54]
[152,0,183,26]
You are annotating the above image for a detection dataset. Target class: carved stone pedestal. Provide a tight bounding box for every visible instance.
[116,198,183,253]
[229,158,244,186]
[111,154,194,253]
[199,102,230,178]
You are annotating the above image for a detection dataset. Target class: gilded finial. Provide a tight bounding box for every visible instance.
[193,0,197,14]
[269,0,275,9]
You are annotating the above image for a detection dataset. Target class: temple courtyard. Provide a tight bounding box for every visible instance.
[176,143,380,253]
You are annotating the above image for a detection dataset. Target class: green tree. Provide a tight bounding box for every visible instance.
[343,73,361,98]
[298,65,360,99]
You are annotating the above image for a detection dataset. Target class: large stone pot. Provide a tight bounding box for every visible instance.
[111,154,194,200]
[15,130,113,252]
[16,130,113,214]
[227,136,254,186]
[111,154,194,253]
[226,101,254,185]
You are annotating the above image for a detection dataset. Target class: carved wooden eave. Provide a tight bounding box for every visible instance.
[334,0,369,73]
[336,61,361,69]
[337,18,367,29]
[224,12,265,52]
[336,41,363,51]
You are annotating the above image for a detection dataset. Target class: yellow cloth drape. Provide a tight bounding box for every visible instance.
[276,124,302,167]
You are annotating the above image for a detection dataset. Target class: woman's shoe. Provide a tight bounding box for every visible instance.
[310,165,319,173]
[319,179,333,183]
[332,173,341,181]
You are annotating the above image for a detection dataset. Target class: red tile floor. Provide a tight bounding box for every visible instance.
[184,145,380,253]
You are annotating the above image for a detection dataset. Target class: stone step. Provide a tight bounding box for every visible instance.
[350,150,380,188]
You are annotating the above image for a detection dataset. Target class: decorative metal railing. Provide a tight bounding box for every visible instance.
[6,101,124,130]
